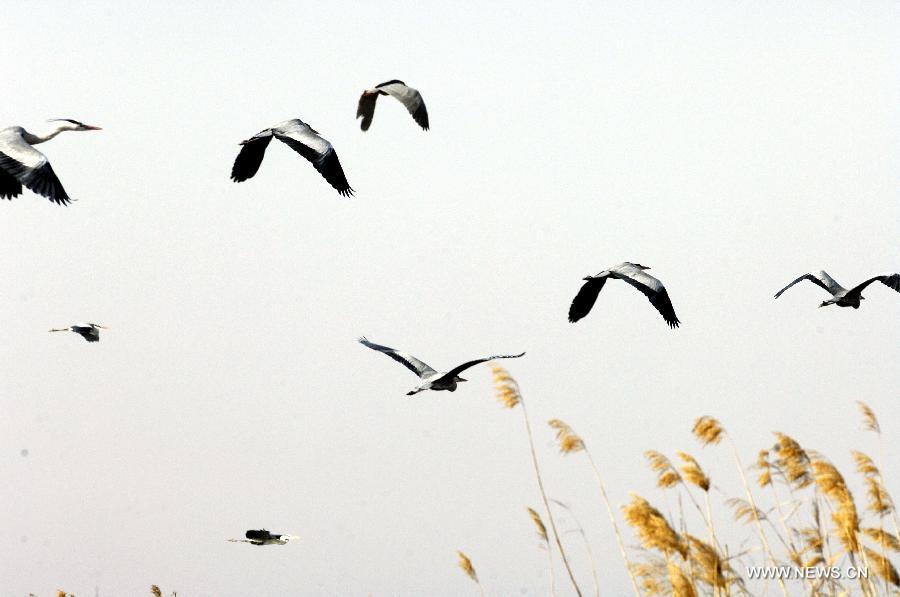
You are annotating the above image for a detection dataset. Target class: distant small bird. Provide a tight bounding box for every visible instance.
[228,529,299,545]
[231,119,353,196]
[0,119,102,205]
[358,337,524,395]
[569,262,680,328]
[774,270,900,308]
[357,80,429,131]
[48,323,108,342]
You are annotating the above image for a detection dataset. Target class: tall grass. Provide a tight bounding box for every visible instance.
[456,367,898,596]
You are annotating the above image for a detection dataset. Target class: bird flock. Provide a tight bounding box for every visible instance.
[4,77,899,548]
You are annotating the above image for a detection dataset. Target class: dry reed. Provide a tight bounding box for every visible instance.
[457,550,486,596]
[491,366,583,597]
[549,418,642,597]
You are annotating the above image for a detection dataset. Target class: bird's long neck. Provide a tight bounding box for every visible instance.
[25,123,74,145]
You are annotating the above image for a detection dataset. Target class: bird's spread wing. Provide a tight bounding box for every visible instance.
[774,271,844,299]
[376,81,429,130]
[0,162,22,199]
[231,133,272,182]
[273,122,353,196]
[845,273,900,300]
[0,130,69,205]
[568,276,608,323]
[245,529,273,541]
[614,267,681,328]
[441,352,526,381]
[72,326,100,342]
[358,337,437,378]
[357,91,379,131]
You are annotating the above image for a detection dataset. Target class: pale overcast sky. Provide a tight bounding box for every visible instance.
[2,1,898,596]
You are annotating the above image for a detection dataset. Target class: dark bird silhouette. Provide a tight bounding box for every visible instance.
[569,262,680,328]
[231,119,353,196]
[358,337,524,395]
[775,270,900,308]
[357,80,429,131]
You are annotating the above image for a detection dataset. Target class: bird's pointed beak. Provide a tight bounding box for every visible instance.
[458,377,468,382]
[582,276,592,281]
[99,325,110,329]
[239,140,249,145]
[83,125,102,131]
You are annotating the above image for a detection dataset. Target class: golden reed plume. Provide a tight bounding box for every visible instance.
[490,366,582,596]
[853,451,895,516]
[667,561,697,597]
[863,547,900,587]
[811,457,861,554]
[772,432,812,489]
[491,365,521,408]
[548,419,585,454]
[645,451,682,489]
[527,507,549,542]
[692,416,723,446]
[622,493,687,558]
[676,452,710,492]
[755,449,773,487]
[457,550,479,583]
[856,401,880,434]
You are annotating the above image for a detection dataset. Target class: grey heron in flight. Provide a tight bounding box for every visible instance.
[569,262,681,328]
[227,529,299,545]
[48,323,109,342]
[0,119,101,205]
[231,119,353,196]
[774,271,900,308]
[357,80,429,131]
[358,337,524,395]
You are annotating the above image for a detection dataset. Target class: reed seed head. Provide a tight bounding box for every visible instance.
[677,451,710,491]
[863,547,899,587]
[490,366,520,408]
[645,450,682,488]
[812,457,861,553]
[773,432,812,489]
[692,416,724,446]
[856,401,880,434]
[527,507,548,542]
[725,497,767,525]
[548,419,585,454]
[863,527,900,552]
[457,550,479,583]
[622,493,687,558]
[686,534,736,590]
[667,561,698,597]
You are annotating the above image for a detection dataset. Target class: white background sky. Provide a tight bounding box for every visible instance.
[2,1,898,595]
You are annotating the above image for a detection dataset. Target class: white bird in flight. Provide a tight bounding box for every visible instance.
[0,119,101,206]
[774,270,900,308]
[227,529,299,545]
[357,80,429,131]
[231,119,353,196]
[568,262,681,328]
[358,337,524,395]
[48,323,109,342]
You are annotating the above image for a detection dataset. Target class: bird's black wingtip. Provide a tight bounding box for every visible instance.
[338,187,355,198]
[567,311,584,323]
